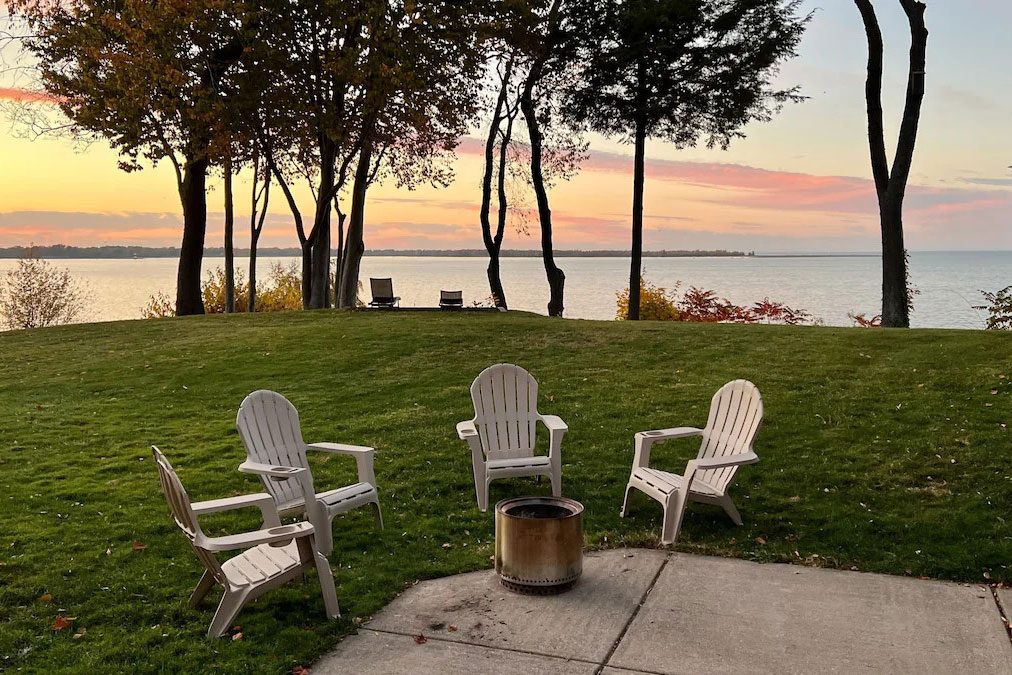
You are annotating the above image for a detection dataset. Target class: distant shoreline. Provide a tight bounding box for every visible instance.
[0,245,753,259]
[0,246,969,261]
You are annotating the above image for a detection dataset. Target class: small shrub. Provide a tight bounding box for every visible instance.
[974,286,1012,330]
[0,250,86,329]
[141,292,175,319]
[617,277,816,325]
[848,312,882,328]
[616,279,681,321]
[142,262,306,318]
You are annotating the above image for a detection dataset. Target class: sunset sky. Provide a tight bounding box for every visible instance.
[1,0,1010,253]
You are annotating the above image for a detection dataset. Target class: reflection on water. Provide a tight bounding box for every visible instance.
[0,251,1002,329]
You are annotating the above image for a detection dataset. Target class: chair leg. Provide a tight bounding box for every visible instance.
[313,546,341,619]
[189,569,216,608]
[371,499,384,530]
[718,494,743,526]
[549,469,561,497]
[307,504,334,557]
[207,589,247,638]
[660,491,689,546]
[478,477,489,512]
[620,484,635,518]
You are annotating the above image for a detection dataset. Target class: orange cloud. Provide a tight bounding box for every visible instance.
[0,87,63,104]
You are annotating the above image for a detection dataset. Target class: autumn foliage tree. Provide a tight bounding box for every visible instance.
[12,0,246,316]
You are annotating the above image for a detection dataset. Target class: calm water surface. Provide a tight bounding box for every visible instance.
[0,251,1005,329]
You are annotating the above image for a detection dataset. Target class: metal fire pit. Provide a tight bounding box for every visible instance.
[494,496,584,595]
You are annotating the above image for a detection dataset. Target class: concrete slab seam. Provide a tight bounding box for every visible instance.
[594,552,673,675]
[363,626,605,667]
[991,587,1012,647]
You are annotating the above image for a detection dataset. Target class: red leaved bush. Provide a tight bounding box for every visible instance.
[617,279,817,325]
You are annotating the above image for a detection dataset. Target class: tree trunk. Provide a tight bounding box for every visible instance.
[308,138,336,310]
[880,198,907,325]
[855,0,927,328]
[334,199,346,308]
[223,156,235,314]
[247,161,269,313]
[300,244,313,309]
[249,238,258,312]
[481,58,512,309]
[520,77,564,317]
[338,142,373,309]
[628,116,647,321]
[176,157,208,316]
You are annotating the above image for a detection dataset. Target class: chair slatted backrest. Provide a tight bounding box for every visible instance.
[470,364,539,460]
[697,380,763,493]
[440,290,463,305]
[236,390,309,508]
[152,447,225,584]
[370,278,395,302]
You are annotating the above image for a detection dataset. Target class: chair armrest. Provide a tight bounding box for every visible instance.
[690,451,758,471]
[538,415,568,433]
[191,492,276,515]
[192,492,282,529]
[632,427,704,469]
[307,442,373,455]
[456,420,479,440]
[635,427,703,442]
[238,460,317,509]
[239,460,307,480]
[306,443,377,488]
[200,521,315,552]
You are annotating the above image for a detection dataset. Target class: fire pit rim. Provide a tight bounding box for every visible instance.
[494,495,585,520]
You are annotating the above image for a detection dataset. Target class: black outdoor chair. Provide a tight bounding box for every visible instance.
[439,290,464,309]
[369,278,401,308]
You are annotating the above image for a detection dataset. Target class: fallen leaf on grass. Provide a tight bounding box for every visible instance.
[132,541,147,552]
[73,628,87,640]
[788,496,802,503]
[413,634,427,644]
[983,571,992,580]
[39,593,52,603]
[441,543,452,549]
[51,615,73,630]
[232,632,243,642]
[756,537,766,545]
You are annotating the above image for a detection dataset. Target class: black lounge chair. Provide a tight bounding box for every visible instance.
[439,290,463,309]
[369,278,400,308]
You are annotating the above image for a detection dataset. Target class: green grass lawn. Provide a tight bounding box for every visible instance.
[2,311,1010,672]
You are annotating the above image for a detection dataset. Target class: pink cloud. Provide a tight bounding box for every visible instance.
[0,87,63,104]
[457,136,1012,219]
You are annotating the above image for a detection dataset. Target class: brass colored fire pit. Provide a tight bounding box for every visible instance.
[494,496,584,595]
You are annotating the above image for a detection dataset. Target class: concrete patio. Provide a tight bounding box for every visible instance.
[315,549,1012,674]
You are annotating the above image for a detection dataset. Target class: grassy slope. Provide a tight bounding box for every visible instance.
[1,311,1010,672]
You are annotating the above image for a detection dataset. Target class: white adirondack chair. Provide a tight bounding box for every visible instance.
[621,380,763,545]
[457,364,567,511]
[236,390,382,556]
[152,446,339,638]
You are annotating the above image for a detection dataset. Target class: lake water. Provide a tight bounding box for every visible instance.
[0,251,1006,329]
